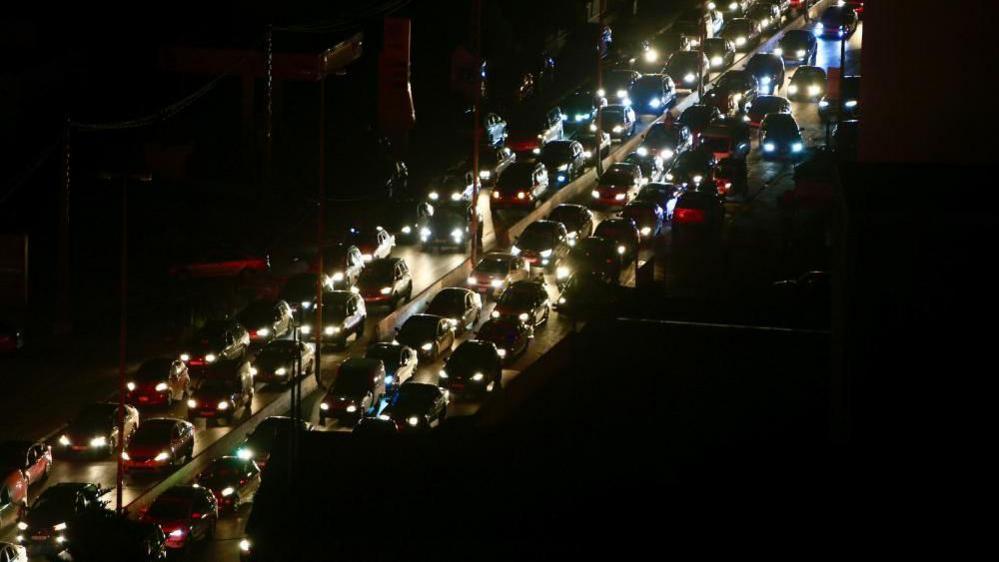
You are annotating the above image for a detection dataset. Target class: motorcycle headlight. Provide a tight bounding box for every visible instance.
[126,381,136,391]
[615,193,626,201]
[819,100,830,108]
[728,1,737,10]
[451,228,464,239]
[788,85,799,94]
[169,529,185,538]
[155,382,168,392]
[324,325,340,335]
[665,172,674,181]
[583,150,593,159]
[300,301,312,310]
[558,297,566,304]
[320,402,329,410]
[121,451,130,460]
[428,191,439,201]
[53,523,67,532]
[662,148,674,159]
[240,539,252,552]
[90,436,107,448]
[496,348,507,358]
[180,353,190,362]
[616,89,627,99]
[331,272,345,282]
[401,225,412,234]
[808,85,822,96]
[532,147,541,155]
[479,170,491,179]
[557,164,569,172]
[596,88,605,97]
[693,175,704,184]
[491,279,504,288]
[346,404,357,413]
[467,276,477,285]
[154,451,170,462]
[735,37,746,46]
[612,125,623,133]
[491,310,500,319]
[640,226,652,236]
[300,325,312,335]
[438,370,448,379]
[592,190,601,199]
[844,100,858,108]
[17,522,28,531]
[589,123,597,132]
[237,448,253,460]
[760,75,771,84]
[517,192,526,200]
[617,245,626,255]
[796,49,806,58]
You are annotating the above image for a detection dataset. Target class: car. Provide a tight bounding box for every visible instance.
[364,342,418,392]
[280,273,330,317]
[744,95,792,128]
[0,320,23,353]
[352,416,399,436]
[491,280,551,329]
[641,122,693,163]
[666,51,710,91]
[251,339,315,386]
[506,107,564,156]
[556,237,621,284]
[420,198,483,251]
[819,75,861,122]
[126,358,191,408]
[623,199,667,239]
[547,204,595,245]
[717,154,750,197]
[560,90,605,130]
[168,248,269,280]
[613,35,655,69]
[319,358,387,426]
[649,31,691,64]
[0,470,27,532]
[425,287,482,334]
[594,218,641,264]
[539,140,586,187]
[472,112,507,148]
[56,402,139,458]
[665,149,723,191]
[492,161,549,209]
[320,242,365,289]
[592,162,643,207]
[575,129,612,163]
[18,483,111,558]
[597,69,640,103]
[180,320,250,374]
[700,118,753,161]
[65,513,168,562]
[234,416,312,469]
[634,182,681,219]
[678,104,724,147]
[0,542,26,562]
[704,70,758,113]
[720,18,760,51]
[512,220,570,273]
[702,37,736,71]
[474,318,532,364]
[341,226,395,263]
[438,340,503,398]
[0,440,51,487]
[305,290,366,348]
[629,74,676,115]
[395,314,456,361]
[122,418,195,474]
[672,184,726,236]
[475,146,515,187]
[467,252,531,297]
[761,113,806,159]
[594,104,636,140]
[745,53,786,95]
[747,1,782,32]
[787,65,827,102]
[195,456,262,515]
[186,361,254,426]
[710,0,751,18]
[814,5,859,39]
[774,29,817,65]
[771,0,793,15]
[833,120,860,161]
[623,151,666,184]
[675,8,724,46]
[356,257,412,309]
[140,485,218,552]
[238,299,294,346]
[555,273,623,317]
[426,170,475,204]
[379,382,448,431]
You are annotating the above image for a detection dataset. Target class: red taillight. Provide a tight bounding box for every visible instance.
[674,208,705,224]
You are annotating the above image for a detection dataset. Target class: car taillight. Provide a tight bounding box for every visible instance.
[674,208,705,223]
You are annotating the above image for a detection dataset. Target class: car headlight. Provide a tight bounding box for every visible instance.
[401,225,412,234]
[421,343,433,351]
[126,381,136,392]
[122,451,130,460]
[616,89,627,99]
[510,245,521,256]
[217,401,230,410]
[643,49,658,63]
[187,399,197,408]
[361,253,373,263]
[467,276,477,285]
[711,55,723,66]
[556,266,570,279]
[320,402,329,410]
[819,100,829,108]
[575,113,588,122]
[479,170,491,179]
[300,325,312,335]
[636,146,648,157]
[180,353,190,362]
[496,348,507,358]
[300,301,313,310]
[324,325,340,335]
[558,297,566,304]
[237,448,253,460]
[596,88,605,97]
[491,310,500,319]
[788,84,798,94]
[844,100,858,108]
[728,1,737,9]
[256,327,270,337]
[615,193,626,201]
[221,486,235,497]
[760,75,771,84]
[662,148,674,159]
[90,436,107,448]
[472,373,485,382]
[557,164,570,172]
[331,272,345,282]
[406,416,420,427]
[492,190,500,199]
[17,522,28,530]
[491,279,504,288]
[815,22,824,30]
[761,19,770,27]
[583,150,593,159]
[540,249,553,258]
[169,529,185,538]
[764,142,776,152]
[796,49,806,58]
[532,147,541,155]
[792,142,804,152]
[438,370,448,379]
[617,245,626,255]
[240,539,252,552]
[154,451,170,462]
[808,85,821,96]
[380,286,393,295]
[773,47,784,57]
[684,73,696,83]
[428,191,439,201]
[692,175,703,184]
[205,353,217,363]
[54,523,67,532]
[640,226,652,236]
[451,228,463,239]
[275,367,287,376]
[612,125,623,133]
[516,191,526,199]
[518,313,529,322]
[735,37,746,46]
[420,227,432,239]
[707,1,716,9]
[592,190,601,199]
[346,405,357,413]
[155,382,168,392]
[589,123,597,132]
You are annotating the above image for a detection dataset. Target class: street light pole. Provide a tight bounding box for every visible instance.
[470,0,482,265]
[595,0,605,177]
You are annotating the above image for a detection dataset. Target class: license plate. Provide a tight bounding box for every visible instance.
[138,396,149,402]
[71,445,87,451]
[32,534,48,541]
[451,384,465,393]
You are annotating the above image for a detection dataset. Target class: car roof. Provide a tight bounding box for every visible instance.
[340,357,384,372]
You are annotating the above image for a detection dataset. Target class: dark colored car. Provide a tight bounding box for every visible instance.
[0,440,51,487]
[251,339,315,386]
[357,257,412,309]
[506,107,564,156]
[700,119,753,161]
[19,483,111,558]
[180,320,250,374]
[56,403,139,458]
[598,69,640,103]
[748,1,782,32]
[665,149,721,191]
[634,182,681,219]
[438,340,504,398]
[492,161,549,209]
[774,29,817,65]
[650,31,691,64]
[492,280,551,328]
[592,162,643,207]
[319,358,387,426]
[196,456,262,514]
[540,140,586,187]
[745,53,786,95]
[280,273,328,316]
[0,320,23,353]
[556,237,621,284]
[704,70,758,113]
[476,146,515,187]
[833,120,860,161]
[320,243,365,289]
[426,171,474,204]
[640,122,693,163]
[475,318,532,364]
[711,0,751,18]
[594,104,637,140]
[703,37,736,71]
[380,382,449,431]
[421,199,483,250]
[678,104,724,145]
[122,418,195,474]
[513,220,570,273]
[365,342,418,392]
[467,252,531,297]
[126,358,191,408]
[65,510,168,562]
[666,51,710,91]
[675,8,724,45]
[623,151,666,184]
[341,226,395,263]
[745,95,792,128]
[168,248,269,280]
[378,197,425,245]
[186,362,254,426]
[819,75,861,121]
[561,90,605,130]
[547,204,595,245]
[672,185,726,235]
[815,5,859,39]
[395,314,456,361]
[235,416,312,470]
[555,273,622,317]
[594,218,641,264]
[788,65,827,102]
[630,74,676,115]
[352,416,399,436]
[425,287,483,334]
[720,18,760,51]
[238,299,294,346]
[576,130,612,163]
[761,113,806,159]
[312,290,366,348]
[140,486,218,551]
[623,199,667,239]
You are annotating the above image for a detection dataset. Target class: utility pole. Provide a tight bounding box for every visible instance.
[595,0,606,176]
[265,25,274,179]
[470,0,482,265]
[56,119,72,336]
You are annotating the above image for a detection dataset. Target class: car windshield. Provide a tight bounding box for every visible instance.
[657,34,686,52]
[718,72,752,90]
[332,369,372,396]
[478,321,516,341]
[596,223,630,240]
[73,405,114,427]
[199,378,238,394]
[198,322,230,343]
[631,79,662,98]
[842,78,861,99]
[747,57,780,75]
[765,116,799,136]
[644,125,677,147]
[449,344,495,368]
[519,226,555,249]
[359,260,395,283]
[251,418,297,441]
[549,207,582,227]
[668,51,700,68]
[600,108,625,122]
[395,384,439,405]
[497,166,534,188]
[726,20,750,34]
[366,346,401,370]
[821,7,850,25]
[603,71,634,90]
[397,317,438,342]
[428,291,467,313]
[260,340,299,358]
[601,171,634,186]
[475,257,511,275]
[703,39,728,53]
[563,93,594,113]
[751,98,787,114]
[573,240,614,261]
[202,459,245,480]
[131,421,175,445]
[541,143,575,160]
[782,31,811,46]
[239,302,277,325]
[322,292,352,312]
[148,496,191,519]
[136,360,172,381]
[31,487,79,513]
[498,285,539,307]
[283,274,318,298]
[794,68,825,82]
[680,107,714,129]
[702,137,733,153]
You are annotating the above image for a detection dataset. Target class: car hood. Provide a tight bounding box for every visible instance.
[384,402,433,419]
[198,474,237,492]
[126,441,171,459]
[66,421,111,440]
[191,389,234,403]
[26,506,72,529]
[256,354,294,372]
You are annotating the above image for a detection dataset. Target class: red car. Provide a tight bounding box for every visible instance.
[126,358,191,407]
[475,318,532,365]
[123,418,195,474]
[141,485,218,551]
[0,440,52,486]
[594,218,641,263]
[492,162,549,209]
[591,163,642,207]
[169,249,269,279]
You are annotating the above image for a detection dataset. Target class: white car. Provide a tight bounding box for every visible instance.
[0,542,27,562]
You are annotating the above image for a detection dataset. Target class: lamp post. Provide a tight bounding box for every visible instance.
[99,170,152,514]
[595,0,606,177]
[470,0,482,265]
